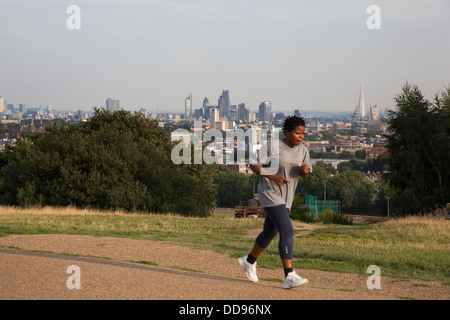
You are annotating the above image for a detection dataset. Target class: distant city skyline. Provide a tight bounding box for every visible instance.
[1,1,449,113]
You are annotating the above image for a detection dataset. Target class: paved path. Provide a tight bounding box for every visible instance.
[0,234,448,300]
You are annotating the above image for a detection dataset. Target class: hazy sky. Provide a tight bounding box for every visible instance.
[1,0,449,113]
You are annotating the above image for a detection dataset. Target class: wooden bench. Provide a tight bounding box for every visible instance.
[235,206,265,218]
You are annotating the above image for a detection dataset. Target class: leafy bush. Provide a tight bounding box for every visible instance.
[291,195,353,225]
[317,207,353,225]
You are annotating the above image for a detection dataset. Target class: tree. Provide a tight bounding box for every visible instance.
[337,161,353,173]
[214,166,254,207]
[0,109,216,216]
[296,166,374,214]
[355,149,366,160]
[383,83,450,215]
[326,171,374,214]
[296,166,328,199]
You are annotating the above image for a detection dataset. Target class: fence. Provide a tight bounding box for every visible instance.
[305,195,339,217]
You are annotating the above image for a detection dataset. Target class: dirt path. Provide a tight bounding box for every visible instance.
[0,233,448,301]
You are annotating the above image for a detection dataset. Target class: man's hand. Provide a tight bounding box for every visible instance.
[270,175,290,186]
[300,163,310,178]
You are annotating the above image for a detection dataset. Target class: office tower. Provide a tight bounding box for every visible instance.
[210,108,219,129]
[264,98,272,113]
[258,102,266,121]
[238,103,246,121]
[202,98,210,119]
[194,108,203,119]
[19,104,27,114]
[218,90,230,118]
[206,105,217,121]
[202,97,209,109]
[353,84,366,120]
[228,105,237,120]
[0,97,6,113]
[185,93,192,118]
[106,98,120,112]
[370,104,380,120]
[210,108,219,123]
[258,99,272,121]
[275,112,286,120]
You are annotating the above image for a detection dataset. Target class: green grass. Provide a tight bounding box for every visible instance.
[289,218,450,283]
[0,206,448,283]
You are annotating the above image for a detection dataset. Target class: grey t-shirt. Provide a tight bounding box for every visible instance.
[255,139,311,209]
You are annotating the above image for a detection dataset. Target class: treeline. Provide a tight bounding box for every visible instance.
[0,109,216,216]
[310,150,356,159]
[314,158,385,175]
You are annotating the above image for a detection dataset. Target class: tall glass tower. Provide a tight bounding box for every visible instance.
[218,90,230,118]
[185,93,192,118]
[352,84,366,120]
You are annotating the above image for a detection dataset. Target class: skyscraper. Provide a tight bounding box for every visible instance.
[218,90,230,118]
[201,97,210,120]
[19,104,27,114]
[258,101,266,121]
[202,97,209,109]
[210,108,219,129]
[0,97,6,113]
[370,104,380,120]
[259,99,272,121]
[185,93,192,118]
[353,84,366,121]
[264,98,272,113]
[238,103,247,121]
[106,98,120,112]
[210,108,219,122]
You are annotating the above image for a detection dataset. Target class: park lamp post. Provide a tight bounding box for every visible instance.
[386,196,390,218]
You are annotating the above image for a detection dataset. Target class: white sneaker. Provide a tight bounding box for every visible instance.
[283,271,308,289]
[238,255,258,282]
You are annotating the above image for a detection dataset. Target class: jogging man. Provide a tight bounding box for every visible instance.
[239,115,311,289]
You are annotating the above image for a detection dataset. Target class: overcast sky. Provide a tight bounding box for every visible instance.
[1,0,449,114]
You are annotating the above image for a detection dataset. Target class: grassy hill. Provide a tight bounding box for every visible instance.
[0,206,448,284]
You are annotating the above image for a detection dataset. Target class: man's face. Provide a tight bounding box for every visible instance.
[285,126,305,147]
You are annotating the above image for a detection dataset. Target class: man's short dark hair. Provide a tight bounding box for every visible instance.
[282,115,306,134]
